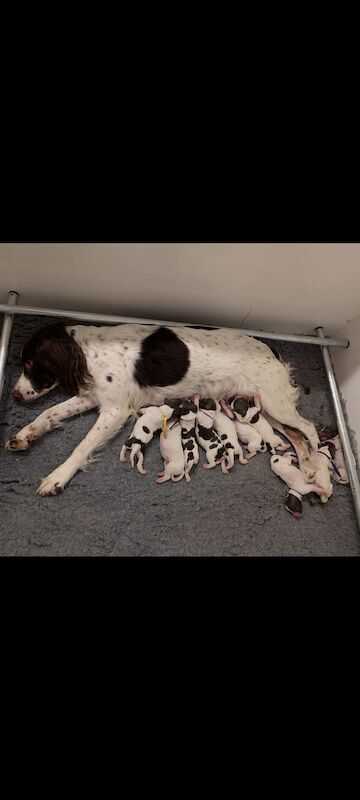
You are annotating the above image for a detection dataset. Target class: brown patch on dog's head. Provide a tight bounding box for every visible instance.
[21,323,93,396]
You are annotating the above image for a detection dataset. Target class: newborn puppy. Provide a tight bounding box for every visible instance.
[195,397,227,474]
[157,418,187,484]
[221,398,265,459]
[213,400,248,470]
[270,452,327,498]
[239,393,290,454]
[120,402,179,475]
[179,399,199,480]
[319,430,349,484]
[263,412,318,481]
[311,442,335,503]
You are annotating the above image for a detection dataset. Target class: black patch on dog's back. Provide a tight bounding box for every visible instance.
[134,327,190,387]
[197,424,215,441]
[182,427,196,440]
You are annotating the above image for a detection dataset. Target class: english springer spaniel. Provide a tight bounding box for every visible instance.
[5,322,319,495]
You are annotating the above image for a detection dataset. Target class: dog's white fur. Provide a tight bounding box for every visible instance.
[6,324,319,494]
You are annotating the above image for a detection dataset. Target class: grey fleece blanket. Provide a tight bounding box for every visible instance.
[0,315,359,556]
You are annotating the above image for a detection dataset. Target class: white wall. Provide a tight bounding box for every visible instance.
[332,314,360,451]
[1,242,360,334]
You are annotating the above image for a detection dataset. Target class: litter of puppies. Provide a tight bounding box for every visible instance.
[120,395,349,519]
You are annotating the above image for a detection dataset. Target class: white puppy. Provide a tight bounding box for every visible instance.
[238,393,290,454]
[195,397,228,474]
[311,443,335,503]
[220,398,265,460]
[270,452,327,498]
[157,419,187,484]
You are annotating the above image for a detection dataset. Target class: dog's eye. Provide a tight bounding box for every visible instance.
[24,359,33,370]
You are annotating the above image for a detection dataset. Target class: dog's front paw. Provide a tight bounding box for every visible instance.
[37,465,70,496]
[5,435,29,452]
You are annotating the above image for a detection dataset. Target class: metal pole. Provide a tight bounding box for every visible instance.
[316,327,360,530]
[0,301,349,348]
[0,291,18,401]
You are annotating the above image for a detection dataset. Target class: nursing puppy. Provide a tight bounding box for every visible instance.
[234,393,290,454]
[179,399,199,479]
[221,398,266,459]
[311,442,335,503]
[120,402,180,475]
[157,419,187,484]
[195,397,228,474]
[212,400,248,470]
[6,322,319,494]
[319,428,349,484]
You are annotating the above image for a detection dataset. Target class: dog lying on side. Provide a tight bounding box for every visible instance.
[6,322,319,494]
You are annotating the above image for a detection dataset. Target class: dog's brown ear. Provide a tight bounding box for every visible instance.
[39,329,93,395]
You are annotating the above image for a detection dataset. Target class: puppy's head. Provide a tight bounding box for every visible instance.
[12,323,92,401]
[199,398,216,411]
[180,399,198,417]
[285,492,303,519]
[319,441,336,460]
[232,397,251,417]
[162,398,183,419]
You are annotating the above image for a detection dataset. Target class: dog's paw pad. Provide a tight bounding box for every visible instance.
[5,436,28,452]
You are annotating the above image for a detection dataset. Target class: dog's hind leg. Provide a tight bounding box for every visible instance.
[263,411,319,481]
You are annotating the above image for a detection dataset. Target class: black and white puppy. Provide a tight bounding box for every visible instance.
[6,322,319,494]
[179,399,199,479]
[195,397,228,474]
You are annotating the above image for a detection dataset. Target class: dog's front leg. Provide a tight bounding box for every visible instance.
[5,395,97,452]
[36,408,128,496]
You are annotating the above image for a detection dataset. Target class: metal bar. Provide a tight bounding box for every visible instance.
[0,291,19,400]
[316,327,360,530]
[0,301,349,348]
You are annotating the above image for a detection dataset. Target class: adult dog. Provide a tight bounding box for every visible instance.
[5,322,319,495]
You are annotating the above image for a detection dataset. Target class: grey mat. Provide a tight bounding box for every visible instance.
[0,315,359,556]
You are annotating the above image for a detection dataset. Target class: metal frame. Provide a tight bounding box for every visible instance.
[0,292,18,398]
[1,292,359,528]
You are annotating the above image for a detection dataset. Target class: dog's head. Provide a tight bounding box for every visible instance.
[12,324,93,401]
